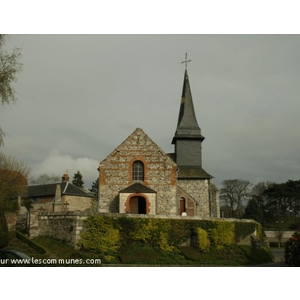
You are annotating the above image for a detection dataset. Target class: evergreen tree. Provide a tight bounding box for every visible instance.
[72,170,84,188]
[244,199,263,223]
[263,179,300,228]
[88,177,99,212]
[89,177,99,199]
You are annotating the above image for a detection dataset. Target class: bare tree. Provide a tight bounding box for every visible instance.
[0,152,29,204]
[220,179,252,218]
[0,153,29,248]
[0,34,22,146]
[30,174,61,185]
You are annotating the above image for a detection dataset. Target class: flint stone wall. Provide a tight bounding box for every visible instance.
[99,128,177,215]
[29,211,90,248]
[178,179,210,218]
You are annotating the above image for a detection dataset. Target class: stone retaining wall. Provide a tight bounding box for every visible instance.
[28,211,258,249]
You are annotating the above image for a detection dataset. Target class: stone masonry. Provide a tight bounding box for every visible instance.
[99,128,178,215]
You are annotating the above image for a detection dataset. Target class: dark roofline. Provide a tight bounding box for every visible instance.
[177,167,213,179]
[26,182,92,198]
[119,182,156,194]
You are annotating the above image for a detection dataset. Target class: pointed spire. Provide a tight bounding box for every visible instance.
[172,69,204,143]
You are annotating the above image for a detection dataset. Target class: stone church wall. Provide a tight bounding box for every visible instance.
[99,128,178,216]
[178,179,210,218]
[209,182,220,218]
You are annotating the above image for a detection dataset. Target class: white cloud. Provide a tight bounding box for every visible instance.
[31,149,99,188]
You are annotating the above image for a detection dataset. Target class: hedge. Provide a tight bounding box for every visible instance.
[79,215,261,257]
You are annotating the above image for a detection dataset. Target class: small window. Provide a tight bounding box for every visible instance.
[180,197,186,215]
[133,161,144,181]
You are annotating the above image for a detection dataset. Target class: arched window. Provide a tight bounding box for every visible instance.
[133,160,144,181]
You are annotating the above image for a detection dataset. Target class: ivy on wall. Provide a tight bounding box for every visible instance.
[80,216,120,262]
[196,228,210,252]
[207,221,235,250]
[79,215,263,260]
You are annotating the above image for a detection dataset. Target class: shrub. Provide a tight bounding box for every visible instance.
[158,232,175,252]
[169,219,190,245]
[128,218,160,245]
[80,215,260,261]
[127,218,177,252]
[285,227,300,266]
[208,220,235,250]
[196,228,210,252]
[79,216,120,260]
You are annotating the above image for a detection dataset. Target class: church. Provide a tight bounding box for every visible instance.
[98,67,220,218]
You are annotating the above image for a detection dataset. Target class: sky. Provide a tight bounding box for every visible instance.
[2,2,300,292]
[1,34,300,189]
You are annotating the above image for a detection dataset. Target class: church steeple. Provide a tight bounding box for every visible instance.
[172,64,212,179]
[172,69,205,142]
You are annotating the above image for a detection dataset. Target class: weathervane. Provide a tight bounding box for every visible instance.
[181,52,191,70]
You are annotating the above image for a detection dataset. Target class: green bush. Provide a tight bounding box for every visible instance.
[207,220,235,250]
[196,228,210,252]
[80,215,260,262]
[285,227,300,266]
[118,218,186,252]
[79,216,120,262]
[128,218,160,245]
[168,219,190,245]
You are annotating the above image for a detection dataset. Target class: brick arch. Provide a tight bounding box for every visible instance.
[129,157,148,185]
[125,193,150,214]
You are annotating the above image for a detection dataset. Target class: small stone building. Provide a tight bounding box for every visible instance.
[24,174,93,212]
[98,69,219,218]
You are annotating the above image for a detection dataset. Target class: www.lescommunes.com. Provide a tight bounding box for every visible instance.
[0,257,101,265]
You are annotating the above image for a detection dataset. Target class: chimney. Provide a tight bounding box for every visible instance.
[62,173,70,182]
[54,184,62,202]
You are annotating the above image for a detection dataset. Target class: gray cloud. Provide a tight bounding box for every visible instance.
[1,34,300,188]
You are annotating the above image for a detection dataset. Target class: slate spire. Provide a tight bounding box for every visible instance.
[172,69,204,143]
[172,67,212,178]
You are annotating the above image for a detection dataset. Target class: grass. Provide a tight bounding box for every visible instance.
[6,231,38,256]
[118,243,274,266]
[6,232,274,266]
[5,232,102,266]
[119,243,190,265]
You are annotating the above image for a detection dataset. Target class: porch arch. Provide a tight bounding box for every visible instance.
[125,194,150,214]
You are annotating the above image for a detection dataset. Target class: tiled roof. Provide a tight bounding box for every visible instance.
[177,167,212,179]
[26,182,91,198]
[119,182,156,194]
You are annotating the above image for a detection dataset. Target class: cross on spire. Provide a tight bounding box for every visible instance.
[181,52,191,70]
